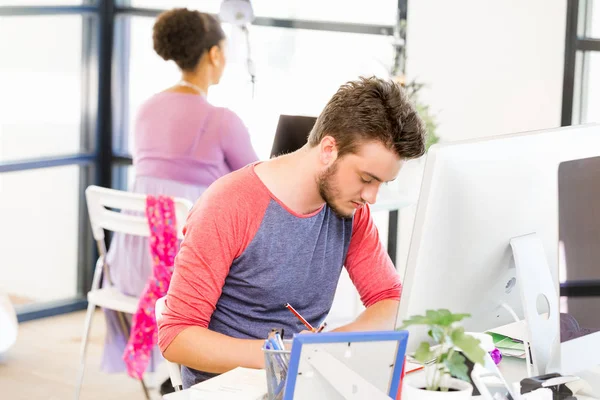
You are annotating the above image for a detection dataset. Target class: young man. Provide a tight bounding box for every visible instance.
[158,77,426,388]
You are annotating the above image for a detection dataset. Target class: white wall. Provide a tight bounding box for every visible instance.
[392,0,568,277]
[405,0,566,142]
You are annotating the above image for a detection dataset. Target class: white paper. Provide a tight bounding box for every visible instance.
[189,367,268,400]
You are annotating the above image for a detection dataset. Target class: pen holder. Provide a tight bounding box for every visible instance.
[263,344,291,400]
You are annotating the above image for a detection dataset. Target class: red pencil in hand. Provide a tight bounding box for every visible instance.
[284,303,315,332]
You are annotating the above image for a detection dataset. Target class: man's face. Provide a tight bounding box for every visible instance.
[317,140,403,218]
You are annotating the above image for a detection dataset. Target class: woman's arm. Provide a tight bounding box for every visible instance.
[221,109,259,170]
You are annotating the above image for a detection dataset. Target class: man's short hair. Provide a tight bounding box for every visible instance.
[308,76,427,159]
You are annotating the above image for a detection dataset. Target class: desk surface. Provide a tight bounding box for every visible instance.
[163,357,600,399]
[405,356,600,399]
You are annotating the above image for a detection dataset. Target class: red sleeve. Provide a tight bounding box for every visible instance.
[157,168,269,352]
[344,204,402,308]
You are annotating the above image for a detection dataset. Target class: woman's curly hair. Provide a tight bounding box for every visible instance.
[153,8,225,71]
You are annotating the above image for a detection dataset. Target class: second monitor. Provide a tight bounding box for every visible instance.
[270,115,316,158]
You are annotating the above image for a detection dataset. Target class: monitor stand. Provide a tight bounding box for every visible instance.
[509,233,560,376]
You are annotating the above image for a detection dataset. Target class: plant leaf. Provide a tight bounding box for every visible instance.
[400,314,434,328]
[425,309,440,321]
[401,309,472,329]
[437,351,448,364]
[428,325,445,343]
[451,328,486,366]
[439,311,471,326]
[414,342,434,365]
[445,352,470,382]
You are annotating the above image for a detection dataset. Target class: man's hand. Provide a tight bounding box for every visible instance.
[333,299,399,332]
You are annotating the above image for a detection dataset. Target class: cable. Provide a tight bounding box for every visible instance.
[240,24,256,99]
[501,302,533,378]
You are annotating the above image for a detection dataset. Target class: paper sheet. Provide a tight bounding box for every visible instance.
[165,367,268,400]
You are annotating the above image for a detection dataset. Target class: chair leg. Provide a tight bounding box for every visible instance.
[139,378,151,400]
[115,311,151,400]
[74,301,96,400]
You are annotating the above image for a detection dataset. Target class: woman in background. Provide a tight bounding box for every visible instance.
[102,8,258,380]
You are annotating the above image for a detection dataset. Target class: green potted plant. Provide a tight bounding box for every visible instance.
[402,79,439,152]
[399,309,486,399]
[387,76,440,200]
[392,76,440,151]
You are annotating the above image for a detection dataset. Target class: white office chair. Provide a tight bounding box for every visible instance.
[0,293,17,356]
[155,296,184,391]
[75,185,192,400]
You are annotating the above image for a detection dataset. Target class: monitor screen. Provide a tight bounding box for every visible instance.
[270,115,317,158]
[558,155,600,342]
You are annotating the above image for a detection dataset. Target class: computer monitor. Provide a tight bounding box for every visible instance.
[270,115,316,158]
[395,124,600,376]
[558,155,600,376]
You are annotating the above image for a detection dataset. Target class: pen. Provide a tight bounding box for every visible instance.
[284,303,315,332]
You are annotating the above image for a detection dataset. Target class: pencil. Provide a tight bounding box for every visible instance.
[406,365,424,374]
[316,322,327,333]
[284,303,315,332]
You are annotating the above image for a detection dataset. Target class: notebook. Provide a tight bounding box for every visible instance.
[163,367,268,400]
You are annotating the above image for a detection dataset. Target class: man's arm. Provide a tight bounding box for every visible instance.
[158,174,270,373]
[163,327,265,373]
[340,204,403,331]
[333,299,399,332]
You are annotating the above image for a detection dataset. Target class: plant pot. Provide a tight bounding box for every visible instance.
[402,375,473,400]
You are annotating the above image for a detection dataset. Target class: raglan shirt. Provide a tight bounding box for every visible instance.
[158,164,402,387]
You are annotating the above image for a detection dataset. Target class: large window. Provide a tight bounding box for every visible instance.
[216,25,394,159]
[118,15,394,159]
[578,51,600,123]
[0,4,95,320]
[0,0,83,4]
[0,16,84,162]
[578,0,600,38]
[128,0,397,25]
[0,166,82,304]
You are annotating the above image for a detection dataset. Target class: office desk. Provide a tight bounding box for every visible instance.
[163,358,600,399]
[406,357,600,399]
[496,357,600,399]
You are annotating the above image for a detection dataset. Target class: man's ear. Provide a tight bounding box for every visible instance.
[319,136,338,166]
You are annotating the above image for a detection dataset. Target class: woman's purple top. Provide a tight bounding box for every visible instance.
[134,92,258,186]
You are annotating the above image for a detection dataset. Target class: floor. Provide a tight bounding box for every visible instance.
[0,309,166,400]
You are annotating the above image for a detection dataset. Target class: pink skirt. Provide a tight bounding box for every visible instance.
[101,175,205,373]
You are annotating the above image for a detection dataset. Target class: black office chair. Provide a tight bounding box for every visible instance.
[270,115,317,158]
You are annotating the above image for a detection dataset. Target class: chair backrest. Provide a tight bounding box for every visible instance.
[85,185,193,242]
[155,296,183,391]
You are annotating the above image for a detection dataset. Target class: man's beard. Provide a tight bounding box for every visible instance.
[317,161,353,219]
